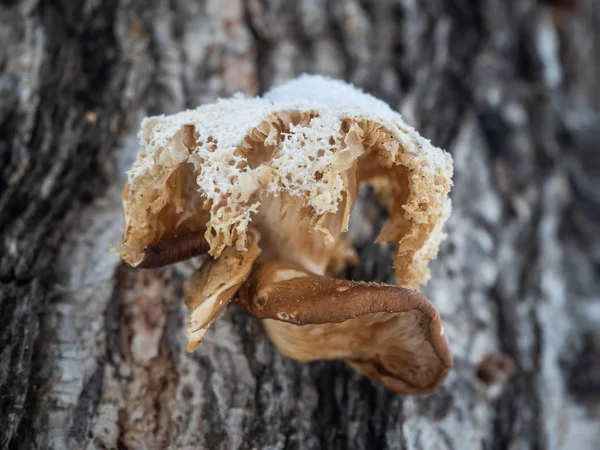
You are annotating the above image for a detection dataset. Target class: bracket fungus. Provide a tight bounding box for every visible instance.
[114,75,454,394]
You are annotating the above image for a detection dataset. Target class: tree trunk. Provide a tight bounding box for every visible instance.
[1,0,599,449]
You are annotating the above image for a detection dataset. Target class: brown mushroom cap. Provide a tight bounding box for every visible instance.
[234,261,452,394]
[136,230,210,269]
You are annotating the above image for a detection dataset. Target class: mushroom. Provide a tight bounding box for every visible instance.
[113,75,454,394]
[234,261,452,394]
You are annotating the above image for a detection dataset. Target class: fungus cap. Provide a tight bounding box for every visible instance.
[115,74,452,289]
[235,261,452,394]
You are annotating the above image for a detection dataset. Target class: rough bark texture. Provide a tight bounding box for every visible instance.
[1,0,599,449]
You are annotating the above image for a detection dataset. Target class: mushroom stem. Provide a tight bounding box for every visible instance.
[234,261,452,395]
[135,231,210,268]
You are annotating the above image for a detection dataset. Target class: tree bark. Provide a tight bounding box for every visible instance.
[1,0,600,449]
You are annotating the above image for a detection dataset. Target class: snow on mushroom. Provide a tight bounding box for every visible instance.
[113,75,454,395]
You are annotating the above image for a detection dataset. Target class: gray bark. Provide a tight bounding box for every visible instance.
[1,0,600,449]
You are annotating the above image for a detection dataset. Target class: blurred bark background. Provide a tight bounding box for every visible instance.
[1,0,600,449]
